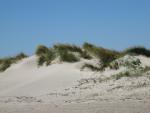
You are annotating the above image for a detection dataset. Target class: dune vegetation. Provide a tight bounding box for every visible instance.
[1,42,150,72]
[112,66,150,80]
[0,53,28,72]
[35,45,55,66]
[124,46,150,57]
[81,63,101,71]
[83,42,121,69]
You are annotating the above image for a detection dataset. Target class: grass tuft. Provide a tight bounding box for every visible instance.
[54,44,82,53]
[81,63,101,71]
[83,42,121,70]
[113,71,130,80]
[124,46,150,57]
[112,66,150,80]
[0,52,28,72]
[35,45,50,56]
[80,51,92,59]
[58,50,79,62]
[36,45,55,66]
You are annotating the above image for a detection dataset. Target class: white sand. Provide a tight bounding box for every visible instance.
[0,55,150,113]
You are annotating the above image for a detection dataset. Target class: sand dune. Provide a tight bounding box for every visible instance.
[0,55,150,113]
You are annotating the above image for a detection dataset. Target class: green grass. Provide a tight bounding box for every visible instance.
[36,45,55,66]
[81,63,101,71]
[15,52,28,60]
[113,71,130,80]
[112,66,150,80]
[0,58,12,72]
[54,43,93,62]
[1,43,150,72]
[83,42,121,70]
[58,49,79,62]
[54,43,82,53]
[52,43,92,60]
[36,44,80,65]
[37,55,46,66]
[83,42,103,57]
[109,57,141,70]
[124,46,150,57]
[80,51,92,59]
[35,45,50,56]
[0,53,28,72]
[37,50,55,66]
[36,43,122,67]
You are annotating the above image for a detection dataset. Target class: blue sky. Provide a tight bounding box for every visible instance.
[0,0,150,57]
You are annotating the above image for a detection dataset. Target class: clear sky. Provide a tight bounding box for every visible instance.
[0,0,150,57]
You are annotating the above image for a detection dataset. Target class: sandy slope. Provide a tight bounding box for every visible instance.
[0,56,83,96]
[0,55,150,113]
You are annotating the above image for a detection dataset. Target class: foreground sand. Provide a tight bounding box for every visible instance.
[0,55,150,113]
[0,100,150,113]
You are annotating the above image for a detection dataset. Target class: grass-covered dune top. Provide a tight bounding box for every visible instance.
[1,42,150,72]
[0,53,28,72]
[35,44,84,66]
[35,42,122,67]
[35,42,150,69]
